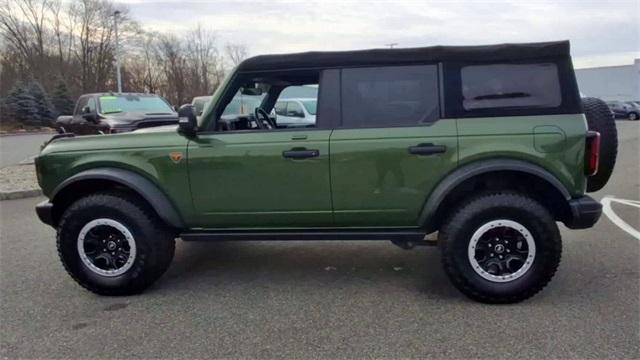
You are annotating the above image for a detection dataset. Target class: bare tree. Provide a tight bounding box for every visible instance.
[224,42,248,66]
[0,0,229,105]
[0,0,52,71]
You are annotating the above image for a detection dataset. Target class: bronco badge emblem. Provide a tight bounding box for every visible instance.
[169,152,183,163]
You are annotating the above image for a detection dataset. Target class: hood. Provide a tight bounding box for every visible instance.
[40,125,186,156]
[132,125,178,133]
[102,111,178,126]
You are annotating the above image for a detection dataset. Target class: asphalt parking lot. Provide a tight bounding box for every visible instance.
[1,122,638,359]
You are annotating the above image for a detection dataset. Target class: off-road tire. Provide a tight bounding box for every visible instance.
[439,192,561,303]
[582,97,617,192]
[57,192,175,295]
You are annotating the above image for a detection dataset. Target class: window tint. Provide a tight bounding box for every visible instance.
[286,101,304,117]
[461,63,561,110]
[341,65,439,128]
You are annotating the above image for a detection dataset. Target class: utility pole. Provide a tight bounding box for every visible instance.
[114,10,122,93]
[385,43,398,49]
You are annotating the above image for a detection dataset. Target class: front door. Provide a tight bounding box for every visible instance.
[188,130,332,228]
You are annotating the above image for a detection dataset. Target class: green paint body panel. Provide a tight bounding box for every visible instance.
[37,129,195,223]
[455,114,587,196]
[187,130,333,227]
[330,122,458,226]
[37,109,588,230]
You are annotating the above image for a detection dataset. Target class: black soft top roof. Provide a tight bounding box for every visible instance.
[237,41,570,72]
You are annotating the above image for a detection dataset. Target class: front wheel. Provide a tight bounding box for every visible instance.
[439,192,561,303]
[629,112,638,121]
[57,192,175,295]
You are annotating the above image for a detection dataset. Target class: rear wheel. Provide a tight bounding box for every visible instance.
[629,112,638,121]
[439,192,561,303]
[57,192,175,295]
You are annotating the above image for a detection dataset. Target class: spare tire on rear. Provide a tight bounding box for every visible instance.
[582,97,617,192]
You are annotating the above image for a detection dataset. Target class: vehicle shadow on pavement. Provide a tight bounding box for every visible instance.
[156,240,461,300]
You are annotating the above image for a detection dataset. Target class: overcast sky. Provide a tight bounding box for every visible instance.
[119,0,639,68]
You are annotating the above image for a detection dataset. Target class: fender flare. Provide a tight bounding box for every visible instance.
[419,159,572,232]
[51,167,185,229]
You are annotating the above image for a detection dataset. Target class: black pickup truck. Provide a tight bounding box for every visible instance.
[55,93,178,135]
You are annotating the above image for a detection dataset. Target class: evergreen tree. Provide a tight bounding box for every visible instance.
[51,79,75,116]
[27,80,55,126]
[4,82,39,126]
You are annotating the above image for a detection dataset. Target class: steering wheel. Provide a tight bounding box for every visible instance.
[254,107,275,129]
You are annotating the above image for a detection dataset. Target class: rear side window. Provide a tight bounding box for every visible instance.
[341,65,439,128]
[461,63,561,110]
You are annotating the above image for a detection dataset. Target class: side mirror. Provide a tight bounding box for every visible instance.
[173,105,179,112]
[177,104,197,137]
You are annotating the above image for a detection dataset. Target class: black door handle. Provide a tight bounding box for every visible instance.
[408,143,447,156]
[282,148,320,159]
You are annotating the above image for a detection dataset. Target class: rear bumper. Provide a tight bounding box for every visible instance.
[35,200,54,227]
[564,195,602,229]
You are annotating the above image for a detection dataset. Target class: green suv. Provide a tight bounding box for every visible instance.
[35,41,617,303]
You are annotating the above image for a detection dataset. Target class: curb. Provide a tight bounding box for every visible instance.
[0,189,42,200]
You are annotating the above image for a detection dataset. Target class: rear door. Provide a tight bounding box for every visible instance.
[329,65,458,227]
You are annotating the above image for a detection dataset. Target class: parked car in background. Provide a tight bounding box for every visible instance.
[55,93,178,135]
[606,100,639,120]
[274,98,316,127]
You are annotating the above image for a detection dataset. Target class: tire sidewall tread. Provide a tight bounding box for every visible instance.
[439,192,562,304]
[57,192,175,296]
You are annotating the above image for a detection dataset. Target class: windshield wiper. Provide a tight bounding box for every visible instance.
[102,110,123,114]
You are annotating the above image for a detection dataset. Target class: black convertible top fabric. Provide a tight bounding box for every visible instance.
[237,41,570,72]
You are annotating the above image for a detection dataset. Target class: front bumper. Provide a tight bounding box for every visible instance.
[564,195,602,229]
[35,200,54,227]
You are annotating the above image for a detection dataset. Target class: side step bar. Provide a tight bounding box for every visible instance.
[180,229,427,242]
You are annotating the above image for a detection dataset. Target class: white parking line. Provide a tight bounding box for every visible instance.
[601,196,640,240]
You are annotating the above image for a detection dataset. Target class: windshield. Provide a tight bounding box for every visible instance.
[222,93,265,115]
[301,100,317,115]
[99,95,173,114]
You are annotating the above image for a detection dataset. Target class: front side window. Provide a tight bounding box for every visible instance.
[87,98,97,112]
[461,63,561,110]
[216,70,321,131]
[75,96,89,114]
[341,65,439,128]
